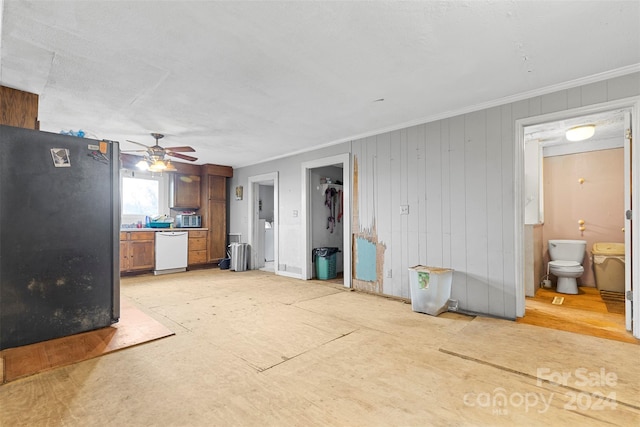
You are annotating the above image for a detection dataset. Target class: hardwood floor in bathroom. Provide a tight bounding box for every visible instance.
[517,286,638,344]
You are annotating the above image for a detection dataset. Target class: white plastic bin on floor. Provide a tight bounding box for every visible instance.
[408,265,454,316]
[229,243,249,271]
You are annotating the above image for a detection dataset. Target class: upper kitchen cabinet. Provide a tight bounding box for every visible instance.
[169,173,201,208]
[0,86,39,129]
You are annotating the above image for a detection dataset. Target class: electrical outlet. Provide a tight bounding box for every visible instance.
[400,205,409,215]
[292,210,298,217]
[386,269,392,278]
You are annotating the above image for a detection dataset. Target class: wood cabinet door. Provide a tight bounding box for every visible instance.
[120,241,130,272]
[208,200,227,261]
[170,174,201,208]
[130,240,155,270]
[208,175,226,201]
[207,175,227,262]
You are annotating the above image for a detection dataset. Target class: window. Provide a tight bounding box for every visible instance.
[122,177,160,216]
[120,170,169,225]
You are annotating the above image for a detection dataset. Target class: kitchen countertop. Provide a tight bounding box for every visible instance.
[120,228,208,232]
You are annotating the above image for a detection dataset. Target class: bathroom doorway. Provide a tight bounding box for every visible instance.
[515,99,639,341]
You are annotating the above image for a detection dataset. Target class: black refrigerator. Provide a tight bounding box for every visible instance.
[0,125,120,350]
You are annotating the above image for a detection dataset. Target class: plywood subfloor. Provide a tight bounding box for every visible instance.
[1,270,639,426]
[517,286,637,345]
[440,316,640,408]
[0,297,174,383]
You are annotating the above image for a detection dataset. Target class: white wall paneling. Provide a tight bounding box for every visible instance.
[389,130,403,297]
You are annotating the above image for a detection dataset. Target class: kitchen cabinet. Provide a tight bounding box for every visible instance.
[206,175,227,262]
[120,231,155,273]
[169,174,201,208]
[187,230,208,266]
[1,85,39,129]
[199,165,232,263]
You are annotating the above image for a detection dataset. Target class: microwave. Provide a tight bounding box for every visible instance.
[176,214,201,228]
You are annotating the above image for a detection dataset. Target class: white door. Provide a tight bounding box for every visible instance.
[623,111,636,335]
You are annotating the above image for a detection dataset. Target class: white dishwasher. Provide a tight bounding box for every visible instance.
[154,231,188,275]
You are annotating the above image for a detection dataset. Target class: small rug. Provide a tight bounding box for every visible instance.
[0,298,174,384]
[600,290,625,315]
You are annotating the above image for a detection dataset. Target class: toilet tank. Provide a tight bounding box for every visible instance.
[548,240,587,263]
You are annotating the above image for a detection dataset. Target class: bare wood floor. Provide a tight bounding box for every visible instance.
[517,286,637,345]
[0,298,174,383]
[1,270,638,426]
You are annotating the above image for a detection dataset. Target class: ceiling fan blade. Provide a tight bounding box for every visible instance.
[167,152,198,162]
[164,146,195,153]
[126,139,151,148]
[121,149,149,153]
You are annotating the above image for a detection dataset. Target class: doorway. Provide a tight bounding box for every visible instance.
[247,172,278,273]
[302,154,352,288]
[515,99,640,341]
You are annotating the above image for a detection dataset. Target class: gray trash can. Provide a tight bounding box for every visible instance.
[229,243,249,271]
[408,265,454,316]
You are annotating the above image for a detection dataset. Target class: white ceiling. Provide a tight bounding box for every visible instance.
[2,1,639,168]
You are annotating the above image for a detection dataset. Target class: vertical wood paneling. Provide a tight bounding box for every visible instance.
[346,72,639,316]
[607,72,640,100]
[448,116,467,305]
[425,121,443,267]
[540,91,568,114]
[406,126,420,295]
[441,121,452,269]
[567,87,582,109]
[504,99,530,318]
[376,134,392,233]
[581,81,608,106]
[366,136,377,229]
[352,139,363,230]
[400,129,410,298]
[359,137,370,228]
[376,133,392,292]
[501,103,516,318]
[390,130,403,296]
[416,124,428,265]
[464,110,489,314]
[528,96,541,116]
[486,106,505,317]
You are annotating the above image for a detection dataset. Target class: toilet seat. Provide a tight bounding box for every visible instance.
[548,260,583,272]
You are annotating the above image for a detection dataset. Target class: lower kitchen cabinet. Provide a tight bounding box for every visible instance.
[120,231,155,273]
[188,230,208,266]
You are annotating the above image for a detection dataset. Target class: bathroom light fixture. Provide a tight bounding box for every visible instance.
[565,124,595,142]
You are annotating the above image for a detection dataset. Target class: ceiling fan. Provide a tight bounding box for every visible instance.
[124,133,197,172]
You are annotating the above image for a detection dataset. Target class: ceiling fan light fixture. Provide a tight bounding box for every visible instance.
[565,124,595,142]
[136,159,149,171]
[148,160,167,172]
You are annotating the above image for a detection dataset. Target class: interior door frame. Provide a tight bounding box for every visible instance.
[301,154,352,288]
[514,96,640,338]
[247,172,278,273]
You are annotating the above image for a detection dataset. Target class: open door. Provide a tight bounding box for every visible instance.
[247,172,278,273]
[623,111,636,336]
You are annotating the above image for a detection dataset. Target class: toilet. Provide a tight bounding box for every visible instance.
[548,239,587,294]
